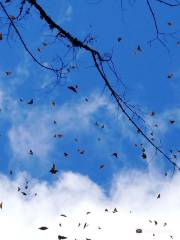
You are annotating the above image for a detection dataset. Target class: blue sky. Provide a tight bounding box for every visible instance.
[0,0,180,239]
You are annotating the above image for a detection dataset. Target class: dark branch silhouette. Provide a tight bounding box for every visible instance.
[0,0,179,170]
[155,0,180,7]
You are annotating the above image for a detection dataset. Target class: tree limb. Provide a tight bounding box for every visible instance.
[0,0,179,170]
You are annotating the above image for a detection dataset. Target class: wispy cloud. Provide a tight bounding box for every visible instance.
[56,3,73,24]
[7,93,114,164]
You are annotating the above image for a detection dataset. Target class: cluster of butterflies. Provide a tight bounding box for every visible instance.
[14,96,124,173]
[37,207,174,239]
[137,111,178,161]
[136,219,173,238]
[38,209,105,240]
[5,172,37,198]
[49,151,119,175]
[4,94,178,185]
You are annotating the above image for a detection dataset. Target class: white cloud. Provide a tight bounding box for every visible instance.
[144,108,180,136]
[57,4,73,24]
[3,76,180,171]
[8,109,53,161]
[7,93,113,163]
[0,170,179,240]
[62,5,73,22]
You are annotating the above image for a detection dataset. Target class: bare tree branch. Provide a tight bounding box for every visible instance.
[0,1,68,78]
[0,0,179,170]
[155,0,180,7]
[146,0,172,50]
